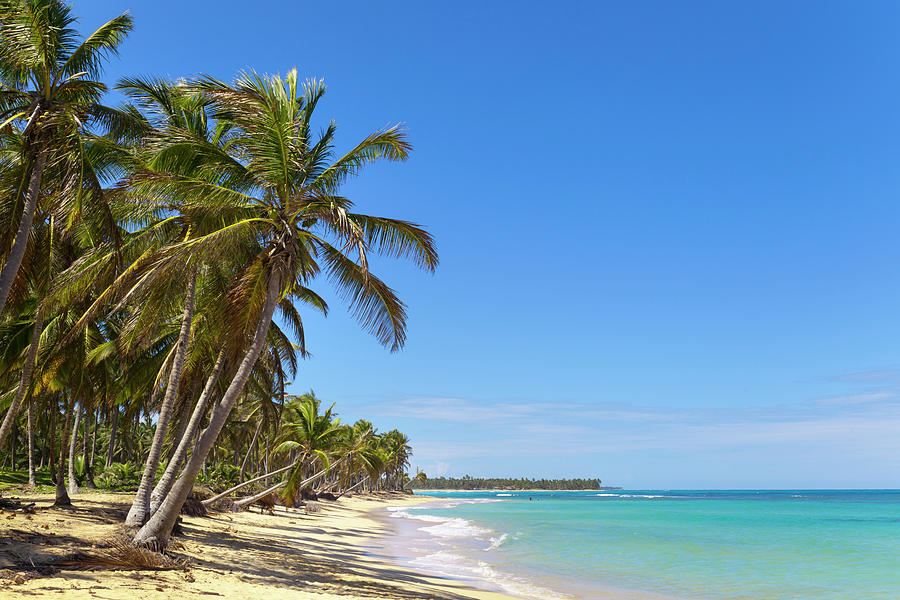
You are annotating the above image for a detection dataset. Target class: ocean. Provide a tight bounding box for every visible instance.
[380,490,900,600]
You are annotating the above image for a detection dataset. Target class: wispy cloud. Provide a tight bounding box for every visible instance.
[356,365,900,485]
[375,397,550,423]
[822,367,900,384]
[371,396,686,425]
[811,391,895,406]
[408,406,900,462]
[391,387,900,469]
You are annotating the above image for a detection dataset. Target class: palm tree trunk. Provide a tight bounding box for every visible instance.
[54,397,74,507]
[82,404,96,489]
[264,428,270,475]
[8,422,15,468]
[0,308,44,449]
[134,270,281,548]
[233,464,332,510]
[0,149,47,316]
[201,461,296,507]
[47,403,56,481]
[337,475,370,498]
[39,409,49,469]
[149,348,225,515]
[27,395,35,487]
[67,401,81,495]
[106,405,118,467]
[203,456,343,508]
[166,396,191,464]
[239,416,264,480]
[89,407,98,466]
[125,267,197,527]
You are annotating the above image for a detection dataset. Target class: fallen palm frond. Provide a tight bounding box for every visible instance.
[53,540,187,571]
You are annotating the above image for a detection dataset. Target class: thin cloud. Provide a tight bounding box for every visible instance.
[811,391,895,406]
[822,367,900,384]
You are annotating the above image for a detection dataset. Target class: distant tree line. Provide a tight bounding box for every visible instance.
[410,475,603,490]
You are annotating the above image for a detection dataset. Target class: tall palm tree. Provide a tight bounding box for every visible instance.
[0,0,132,316]
[133,69,437,548]
[0,2,133,454]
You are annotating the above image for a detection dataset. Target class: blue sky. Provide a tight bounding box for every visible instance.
[78,1,900,488]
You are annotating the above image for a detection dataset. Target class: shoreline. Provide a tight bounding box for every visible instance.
[384,493,680,600]
[0,489,520,599]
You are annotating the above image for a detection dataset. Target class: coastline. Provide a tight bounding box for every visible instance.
[0,490,520,600]
[381,493,680,600]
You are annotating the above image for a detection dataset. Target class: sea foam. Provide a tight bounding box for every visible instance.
[386,498,572,600]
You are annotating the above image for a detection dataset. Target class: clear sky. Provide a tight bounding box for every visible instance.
[77,0,900,488]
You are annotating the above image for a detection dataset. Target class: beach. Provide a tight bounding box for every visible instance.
[0,490,518,600]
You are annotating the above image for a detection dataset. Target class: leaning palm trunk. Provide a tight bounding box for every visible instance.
[232,479,288,510]
[337,475,370,498]
[149,349,226,515]
[0,309,44,449]
[0,150,47,316]
[239,416,265,480]
[67,402,81,495]
[201,457,297,507]
[134,271,282,548]
[126,269,197,527]
[233,464,332,510]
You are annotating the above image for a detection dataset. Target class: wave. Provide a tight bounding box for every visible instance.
[410,550,572,600]
[388,504,494,539]
[486,532,508,550]
[595,493,664,499]
[419,517,492,539]
[386,501,573,600]
[496,493,514,497]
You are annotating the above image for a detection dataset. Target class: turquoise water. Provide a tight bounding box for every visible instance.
[382,490,900,599]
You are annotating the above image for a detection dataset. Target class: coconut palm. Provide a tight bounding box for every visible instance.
[133,69,437,548]
[0,0,132,316]
[0,4,137,449]
[379,429,412,489]
[273,393,343,505]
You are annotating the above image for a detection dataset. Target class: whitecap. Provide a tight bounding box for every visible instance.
[419,517,492,539]
[486,533,508,550]
[618,494,664,499]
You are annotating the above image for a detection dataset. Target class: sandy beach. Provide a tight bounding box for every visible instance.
[0,490,519,600]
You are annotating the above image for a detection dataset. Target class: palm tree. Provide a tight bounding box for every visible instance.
[0,0,132,316]
[333,419,382,494]
[274,393,342,505]
[379,429,412,489]
[133,69,437,548]
[0,2,133,454]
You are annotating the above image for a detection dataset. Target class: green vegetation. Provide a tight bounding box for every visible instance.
[0,467,53,487]
[0,0,434,549]
[411,476,604,490]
